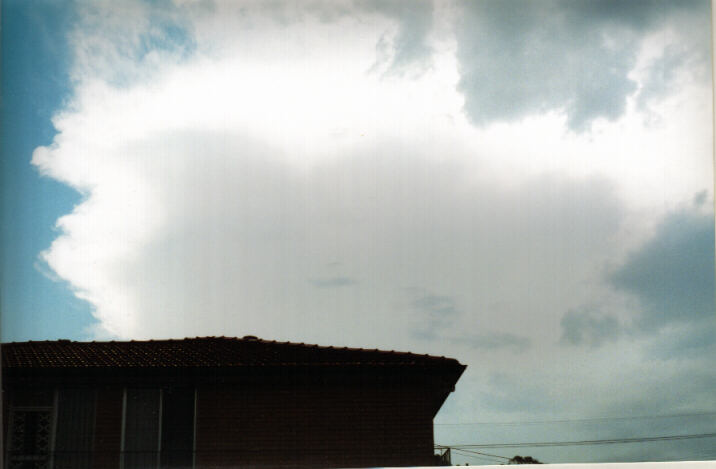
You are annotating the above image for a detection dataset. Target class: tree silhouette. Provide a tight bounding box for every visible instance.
[508,455,543,464]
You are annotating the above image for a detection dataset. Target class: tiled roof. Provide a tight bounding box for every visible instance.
[1,336,465,370]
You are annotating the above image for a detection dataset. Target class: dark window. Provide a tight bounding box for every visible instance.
[161,388,195,469]
[124,389,161,469]
[54,388,97,469]
[123,388,195,469]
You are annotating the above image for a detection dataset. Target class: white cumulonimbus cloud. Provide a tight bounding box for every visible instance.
[31,2,715,461]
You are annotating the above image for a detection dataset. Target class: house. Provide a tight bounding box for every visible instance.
[2,336,465,469]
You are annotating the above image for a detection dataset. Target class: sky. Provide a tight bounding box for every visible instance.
[1,0,715,465]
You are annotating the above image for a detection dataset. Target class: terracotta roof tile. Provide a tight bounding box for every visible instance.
[1,336,464,370]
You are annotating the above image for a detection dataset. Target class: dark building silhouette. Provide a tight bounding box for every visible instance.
[2,336,465,468]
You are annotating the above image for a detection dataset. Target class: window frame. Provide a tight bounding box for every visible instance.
[120,387,196,469]
[51,387,97,469]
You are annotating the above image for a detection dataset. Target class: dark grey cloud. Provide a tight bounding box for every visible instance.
[365,0,434,74]
[609,204,715,333]
[560,308,621,347]
[563,0,706,31]
[561,201,714,354]
[452,0,710,131]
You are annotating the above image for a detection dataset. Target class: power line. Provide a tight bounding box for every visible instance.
[441,431,716,449]
[450,449,509,464]
[434,410,716,427]
[448,447,716,465]
[455,452,504,466]
[447,447,511,461]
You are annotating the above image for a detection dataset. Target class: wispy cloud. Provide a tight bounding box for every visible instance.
[407,288,530,352]
[560,309,621,348]
[310,277,357,288]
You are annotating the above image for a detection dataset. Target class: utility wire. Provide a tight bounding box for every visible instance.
[456,453,505,466]
[434,410,716,426]
[441,431,716,449]
[450,449,508,464]
[447,447,511,461]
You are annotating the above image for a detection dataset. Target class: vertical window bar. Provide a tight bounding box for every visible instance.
[92,389,98,467]
[156,389,163,469]
[120,388,127,469]
[49,388,59,469]
[192,388,198,469]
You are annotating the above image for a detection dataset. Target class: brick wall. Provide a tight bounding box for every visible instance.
[195,383,436,468]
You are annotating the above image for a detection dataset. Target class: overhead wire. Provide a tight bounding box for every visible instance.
[440,431,716,449]
[450,449,509,465]
[448,447,511,461]
[434,410,716,426]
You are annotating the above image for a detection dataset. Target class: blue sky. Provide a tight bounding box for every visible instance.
[1,0,97,341]
[1,0,715,464]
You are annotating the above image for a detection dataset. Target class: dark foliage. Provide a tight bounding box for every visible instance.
[508,455,543,464]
